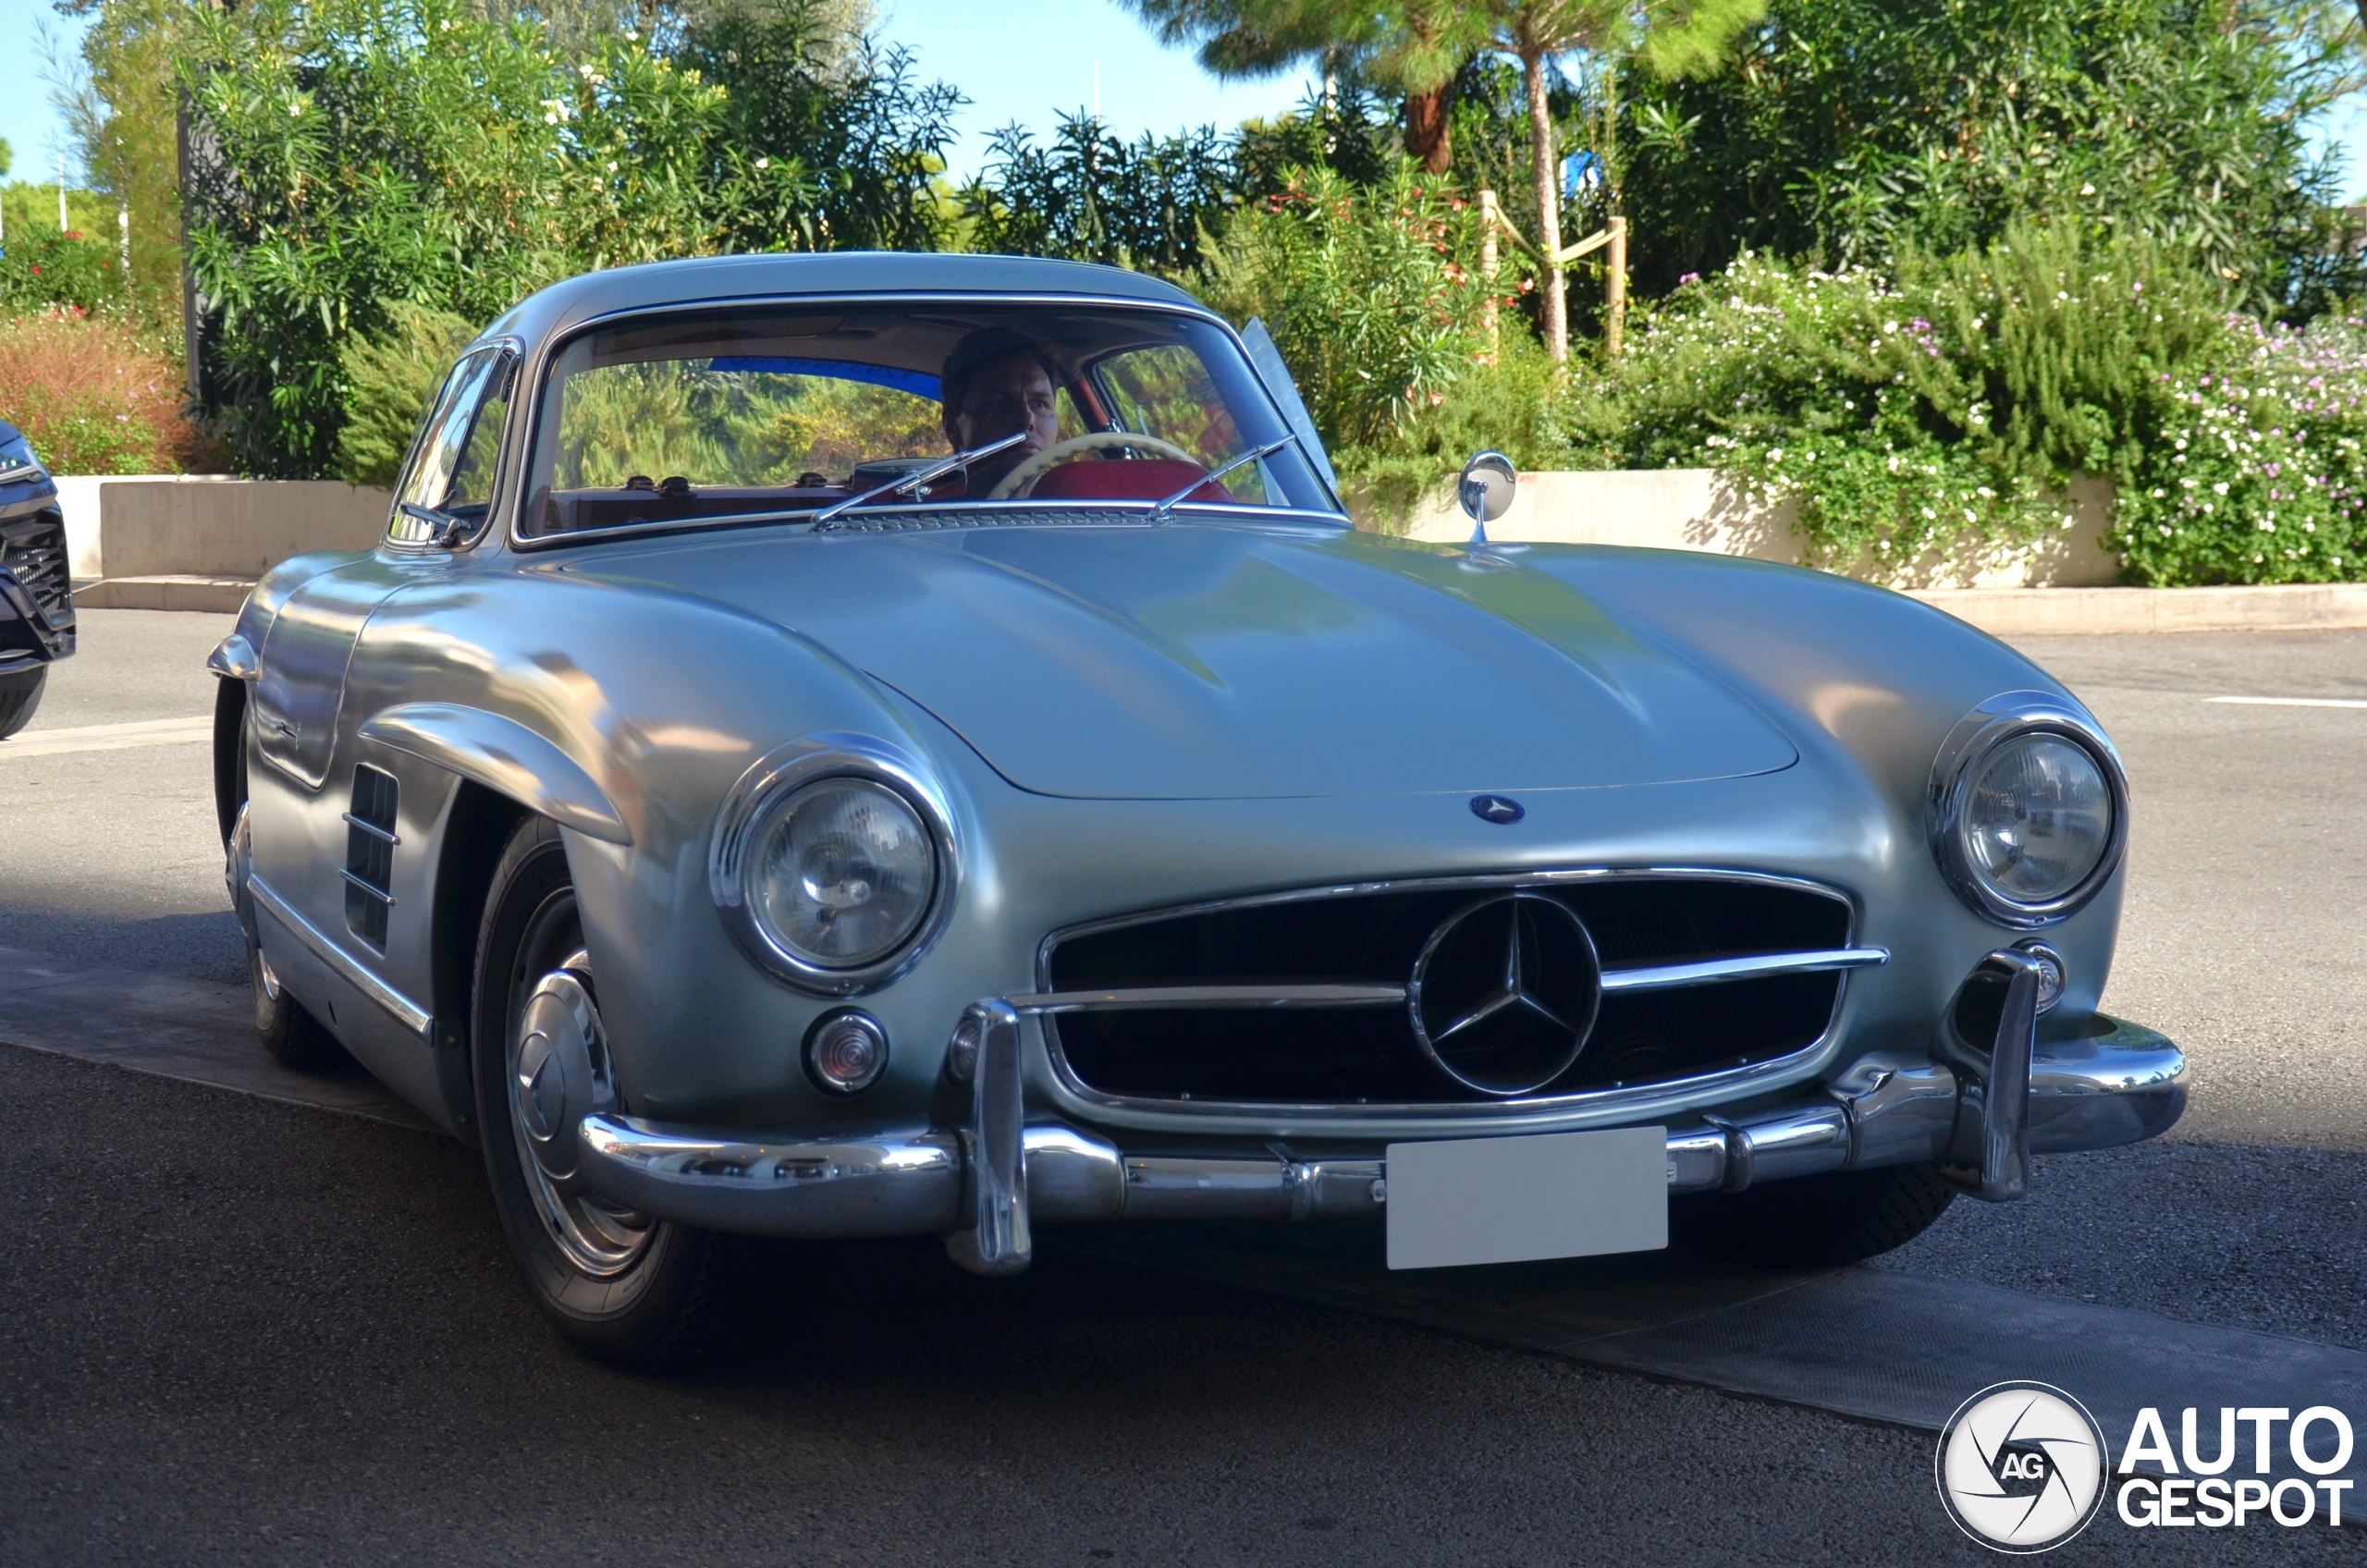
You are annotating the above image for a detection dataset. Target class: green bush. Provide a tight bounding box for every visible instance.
[1577,226,2255,578]
[0,226,124,313]
[1618,0,2361,315]
[335,303,479,487]
[2115,319,2367,584]
[177,0,959,478]
[1200,164,1504,483]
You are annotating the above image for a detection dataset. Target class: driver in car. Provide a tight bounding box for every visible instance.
[938,327,1062,497]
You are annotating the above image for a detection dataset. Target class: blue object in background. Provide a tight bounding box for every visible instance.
[1561,150,1604,201]
[708,356,944,401]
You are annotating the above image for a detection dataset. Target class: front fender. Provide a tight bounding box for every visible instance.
[360,702,631,846]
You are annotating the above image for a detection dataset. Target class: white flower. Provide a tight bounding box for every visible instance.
[754,156,769,169]
[2214,482,2230,495]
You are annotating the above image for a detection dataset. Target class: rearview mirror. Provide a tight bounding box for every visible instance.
[1458,451,1517,534]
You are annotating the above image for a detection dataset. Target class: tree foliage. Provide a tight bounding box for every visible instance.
[1619,0,2364,313]
[174,0,957,476]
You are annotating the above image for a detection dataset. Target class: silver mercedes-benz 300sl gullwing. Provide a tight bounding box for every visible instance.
[209,252,2185,1366]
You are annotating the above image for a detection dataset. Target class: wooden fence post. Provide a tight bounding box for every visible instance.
[1606,215,1627,358]
[1478,189,1501,348]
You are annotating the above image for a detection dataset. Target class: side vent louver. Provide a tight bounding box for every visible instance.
[344,766,399,949]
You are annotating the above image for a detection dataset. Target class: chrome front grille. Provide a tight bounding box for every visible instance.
[0,508,75,654]
[1036,871,1875,1111]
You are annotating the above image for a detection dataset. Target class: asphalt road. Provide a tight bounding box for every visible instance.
[2,610,2365,1564]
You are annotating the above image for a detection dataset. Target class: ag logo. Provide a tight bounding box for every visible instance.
[1936,1381,2109,1552]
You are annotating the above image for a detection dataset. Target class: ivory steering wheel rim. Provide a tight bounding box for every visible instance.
[985,431,1205,499]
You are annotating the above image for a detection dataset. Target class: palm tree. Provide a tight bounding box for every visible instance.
[1125,0,1484,172]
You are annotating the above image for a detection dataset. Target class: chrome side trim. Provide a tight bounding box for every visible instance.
[358,702,631,847]
[1012,984,1405,1013]
[1600,947,1888,993]
[247,870,432,1039]
[575,1117,962,1237]
[339,868,397,906]
[206,632,261,681]
[340,812,400,846]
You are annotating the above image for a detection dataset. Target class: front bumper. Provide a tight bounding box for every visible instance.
[571,965,2187,1276]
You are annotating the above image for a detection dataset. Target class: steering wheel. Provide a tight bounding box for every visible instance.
[986,431,1205,499]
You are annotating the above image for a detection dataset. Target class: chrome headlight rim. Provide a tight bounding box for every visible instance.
[710,734,959,996]
[1928,692,2128,930]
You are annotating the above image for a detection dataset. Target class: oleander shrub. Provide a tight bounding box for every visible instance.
[1579,225,2243,579]
[0,227,124,314]
[0,307,206,473]
[2114,318,2367,584]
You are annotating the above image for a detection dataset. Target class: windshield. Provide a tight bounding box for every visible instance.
[518,302,1338,538]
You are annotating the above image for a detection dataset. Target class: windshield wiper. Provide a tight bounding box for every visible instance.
[811,430,1029,529]
[1148,435,1301,521]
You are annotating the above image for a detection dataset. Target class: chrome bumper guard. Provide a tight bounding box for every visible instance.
[574,975,2186,1277]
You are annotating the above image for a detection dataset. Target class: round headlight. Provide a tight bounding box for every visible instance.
[1931,696,2127,927]
[749,778,936,969]
[1962,734,2113,903]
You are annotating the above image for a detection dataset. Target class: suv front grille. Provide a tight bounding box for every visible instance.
[0,508,75,655]
[1040,873,1867,1109]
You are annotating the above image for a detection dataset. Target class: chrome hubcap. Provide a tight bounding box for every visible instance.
[508,949,655,1277]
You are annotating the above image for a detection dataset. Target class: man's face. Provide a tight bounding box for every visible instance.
[947,354,1060,467]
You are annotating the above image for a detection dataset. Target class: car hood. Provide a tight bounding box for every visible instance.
[583,523,1798,800]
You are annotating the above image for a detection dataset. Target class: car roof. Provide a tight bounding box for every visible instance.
[480,252,1212,350]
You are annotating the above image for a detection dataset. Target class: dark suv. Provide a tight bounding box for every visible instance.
[0,422,75,738]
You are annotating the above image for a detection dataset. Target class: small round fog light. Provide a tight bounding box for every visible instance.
[803,1010,889,1096]
[2013,939,2067,1013]
[945,1013,983,1084]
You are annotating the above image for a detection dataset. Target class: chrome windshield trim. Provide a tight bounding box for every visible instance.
[1600,947,1888,993]
[505,290,1348,552]
[1012,984,1407,1014]
[248,870,432,1039]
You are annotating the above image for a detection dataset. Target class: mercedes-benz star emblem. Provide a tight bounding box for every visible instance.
[1469,794,1525,825]
[1407,892,1600,1095]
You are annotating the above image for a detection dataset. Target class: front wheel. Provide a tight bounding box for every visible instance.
[1670,1161,1956,1268]
[0,667,44,741]
[472,815,732,1370]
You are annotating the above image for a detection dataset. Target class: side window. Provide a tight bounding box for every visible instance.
[389,347,513,545]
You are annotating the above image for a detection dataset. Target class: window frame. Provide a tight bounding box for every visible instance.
[386,342,519,551]
[504,293,1347,554]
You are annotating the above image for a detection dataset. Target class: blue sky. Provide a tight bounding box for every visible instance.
[2,0,2361,196]
[0,0,1322,187]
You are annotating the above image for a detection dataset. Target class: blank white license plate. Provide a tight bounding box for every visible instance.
[1384,1128,1668,1270]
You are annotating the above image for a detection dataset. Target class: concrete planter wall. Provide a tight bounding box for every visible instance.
[55,475,393,611]
[1392,468,2123,591]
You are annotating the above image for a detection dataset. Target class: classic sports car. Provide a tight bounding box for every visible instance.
[209,252,2185,1366]
[0,421,76,740]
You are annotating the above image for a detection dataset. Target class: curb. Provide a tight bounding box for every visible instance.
[1909,583,2367,637]
[72,576,257,613]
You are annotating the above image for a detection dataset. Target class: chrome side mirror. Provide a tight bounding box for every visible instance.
[1458,451,1517,541]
